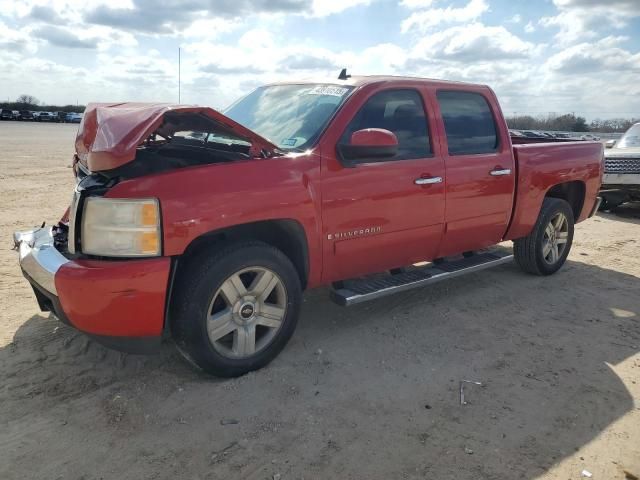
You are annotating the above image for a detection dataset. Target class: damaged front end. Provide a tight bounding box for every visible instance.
[75,102,282,179]
[98,112,259,180]
[13,103,273,352]
[17,102,283,265]
[60,103,285,253]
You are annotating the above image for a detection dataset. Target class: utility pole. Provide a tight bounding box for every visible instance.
[178,47,181,104]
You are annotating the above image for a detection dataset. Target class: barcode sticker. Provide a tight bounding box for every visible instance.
[306,86,349,97]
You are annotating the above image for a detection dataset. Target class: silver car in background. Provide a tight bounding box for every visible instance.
[601,122,640,209]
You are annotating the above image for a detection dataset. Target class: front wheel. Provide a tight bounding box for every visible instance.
[513,198,574,276]
[171,242,302,377]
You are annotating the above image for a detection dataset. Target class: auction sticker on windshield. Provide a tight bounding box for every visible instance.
[306,85,349,96]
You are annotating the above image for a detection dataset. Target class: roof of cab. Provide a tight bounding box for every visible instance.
[264,74,488,90]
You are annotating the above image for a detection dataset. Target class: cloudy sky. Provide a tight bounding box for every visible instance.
[0,0,639,119]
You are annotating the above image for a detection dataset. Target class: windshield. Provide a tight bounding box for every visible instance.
[224,84,353,151]
[618,124,640,148]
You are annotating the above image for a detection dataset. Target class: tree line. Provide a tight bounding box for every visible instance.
[0,95,85,114]
[2,94,637,133]
[505,113,639,133]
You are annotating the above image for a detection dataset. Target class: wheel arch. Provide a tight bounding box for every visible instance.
[177,219,310,290]
[544,180,586,221]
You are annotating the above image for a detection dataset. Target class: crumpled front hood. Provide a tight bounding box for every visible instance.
[75,102,280,172]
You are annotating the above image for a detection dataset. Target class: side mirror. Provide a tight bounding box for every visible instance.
[605,139,616,149]
[338,128,398,167]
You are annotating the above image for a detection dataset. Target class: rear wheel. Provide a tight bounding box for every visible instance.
[171,242,301,377]
[514,198,574,276]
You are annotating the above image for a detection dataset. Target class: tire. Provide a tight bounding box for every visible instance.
[513,198,574,276]
[599,196,622,211]
[171,241,302,377]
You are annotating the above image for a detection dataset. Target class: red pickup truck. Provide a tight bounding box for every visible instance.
[14,75,603,377]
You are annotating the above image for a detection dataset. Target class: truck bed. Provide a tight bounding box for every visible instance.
[504,141,604,240]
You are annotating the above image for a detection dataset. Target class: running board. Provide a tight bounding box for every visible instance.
[330,250,514,306]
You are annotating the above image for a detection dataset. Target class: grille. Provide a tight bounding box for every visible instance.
[604,157,640,174]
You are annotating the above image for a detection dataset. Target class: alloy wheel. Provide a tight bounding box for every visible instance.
[542,212,569,264]
[207,267,287,359]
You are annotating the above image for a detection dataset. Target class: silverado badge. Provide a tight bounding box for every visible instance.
[327,226,382,240]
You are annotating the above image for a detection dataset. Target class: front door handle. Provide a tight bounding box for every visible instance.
[415,176,443,185]
[490,168,512,176]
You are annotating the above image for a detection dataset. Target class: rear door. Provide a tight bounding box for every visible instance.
[320,86,445,281]
[434,89,515,256]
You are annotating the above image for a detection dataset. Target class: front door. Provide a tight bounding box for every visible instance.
[320,87,445,282]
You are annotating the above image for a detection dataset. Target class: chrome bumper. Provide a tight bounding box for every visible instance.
[602,173,640,185]
[13,227,70,295]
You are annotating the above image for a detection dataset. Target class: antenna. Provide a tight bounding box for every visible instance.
[178,47,181,103]
[338,68,350,80]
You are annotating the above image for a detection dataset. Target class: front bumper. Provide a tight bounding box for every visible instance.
[602,173,640,186]
[14,227,69,295]
[14,227,170,354]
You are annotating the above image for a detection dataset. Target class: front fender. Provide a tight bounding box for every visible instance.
[105,153,323,286]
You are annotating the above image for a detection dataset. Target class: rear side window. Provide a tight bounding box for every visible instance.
[436,91,498,155]
[340,89,431,160]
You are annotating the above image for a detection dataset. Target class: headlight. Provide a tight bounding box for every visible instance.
[81,198,161,257]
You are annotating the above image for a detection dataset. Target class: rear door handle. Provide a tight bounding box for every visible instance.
[415,176,443,185]
[490,168,512,176]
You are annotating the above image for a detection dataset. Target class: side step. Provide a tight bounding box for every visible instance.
[330,249,514,306]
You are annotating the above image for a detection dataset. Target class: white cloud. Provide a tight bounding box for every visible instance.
[545,36,640,74]
[347,43,407,74]
[408,23,537,63]
[0,21,38,56]
[310,0,371,17]
[540,0,640,45]
[32,25,99,49]
[401,0,489,33]
[400,0,435,8]
[182,18,243,39]
[0,0,639,121]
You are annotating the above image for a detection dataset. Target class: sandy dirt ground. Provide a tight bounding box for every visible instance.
[0,121,639,480]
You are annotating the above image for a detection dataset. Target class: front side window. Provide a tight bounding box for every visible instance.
[340,89,431,160]
[437,91,498,155]
[224,84,353,151]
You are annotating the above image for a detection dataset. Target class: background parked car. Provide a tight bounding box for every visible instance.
[600,122,640,209]
[581,134,601,141]
[34,112,55,122]
[0,109,13,120]
[65,112,83,123]
[520,130,545,138]
[18,110,34,121]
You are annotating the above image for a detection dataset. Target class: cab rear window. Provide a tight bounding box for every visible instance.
[437,91,498,155]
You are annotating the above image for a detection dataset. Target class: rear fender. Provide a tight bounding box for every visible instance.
[504,142,603,240]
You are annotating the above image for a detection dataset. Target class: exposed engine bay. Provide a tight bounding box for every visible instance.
[96,111,258,180]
